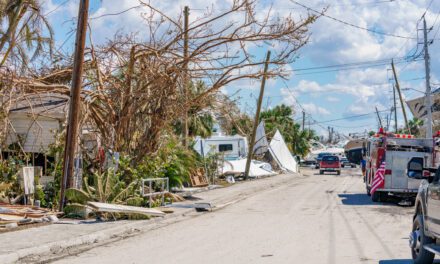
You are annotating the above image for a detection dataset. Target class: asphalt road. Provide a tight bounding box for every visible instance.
[54,168,418,264]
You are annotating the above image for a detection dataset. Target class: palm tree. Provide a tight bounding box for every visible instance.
[173,81,215,138]
[0,0,53,66]
[408,117,424,137]
[260,104,317,157]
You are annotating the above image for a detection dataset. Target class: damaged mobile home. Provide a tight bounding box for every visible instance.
[193,122,298,178]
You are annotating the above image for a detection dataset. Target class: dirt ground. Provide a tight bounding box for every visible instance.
[52,168,425,264]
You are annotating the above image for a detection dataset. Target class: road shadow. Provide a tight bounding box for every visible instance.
[338,193,374,205]
[338,193,398,206]
[379,259,440,264]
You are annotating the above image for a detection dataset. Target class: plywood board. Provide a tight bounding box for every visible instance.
[87,202,165,217]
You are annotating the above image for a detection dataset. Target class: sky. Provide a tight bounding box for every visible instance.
[42,0,440,138]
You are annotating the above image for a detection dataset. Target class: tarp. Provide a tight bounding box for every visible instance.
[253,121,269,155]
[221,158,276,178]
[269,130,298,173]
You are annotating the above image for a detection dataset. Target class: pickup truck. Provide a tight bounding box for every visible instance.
[410,165,440,264]
[319,155,341,175]
[315,152,332,169]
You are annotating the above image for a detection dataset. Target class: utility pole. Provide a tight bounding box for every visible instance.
[331,127,334,143]
[328,126,331,143]
[244,51,271,180]
[375,107,383,129]
[423,17,433,138]
[302,111,305,131]
[391,60,410,134]
[182,6,189,146]
[393,84,398,133]
[59,0,89,211]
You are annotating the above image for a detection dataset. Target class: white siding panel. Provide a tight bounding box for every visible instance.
[6,115,60,153]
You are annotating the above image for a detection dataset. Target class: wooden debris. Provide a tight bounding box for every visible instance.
[190,168,209,187]
[87,202,165,217]
[164,192,185,202]
[157,208,174,214]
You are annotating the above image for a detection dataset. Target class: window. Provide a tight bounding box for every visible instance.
[219,144,233,152]
[323,156,338,161]
[407,157,424,179]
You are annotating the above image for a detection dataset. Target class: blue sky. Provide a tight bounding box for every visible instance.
[43,0,440,137]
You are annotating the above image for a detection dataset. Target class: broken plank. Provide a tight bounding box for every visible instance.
[87,202,165,217]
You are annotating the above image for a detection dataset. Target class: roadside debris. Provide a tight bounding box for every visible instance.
[194,202,212,212]
[0,204,61,231]
[87,202,166,217]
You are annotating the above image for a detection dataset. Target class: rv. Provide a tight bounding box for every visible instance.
[193,135,248,160]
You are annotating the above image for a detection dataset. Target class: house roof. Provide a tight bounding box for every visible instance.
[5,93,69,120]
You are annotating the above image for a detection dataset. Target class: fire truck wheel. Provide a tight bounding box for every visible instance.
[336,171,340,175]
[319,170,323,175]
[372,191,381,202]
[411,215,435,264]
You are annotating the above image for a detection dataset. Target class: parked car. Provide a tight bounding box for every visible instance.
[340,157,356,168]
[319,155,341,175]
[315,152,332,169]
[410,166,440,264]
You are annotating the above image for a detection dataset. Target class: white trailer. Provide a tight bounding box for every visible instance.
[193,135,248,160]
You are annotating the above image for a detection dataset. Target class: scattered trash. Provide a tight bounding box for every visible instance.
[5,222,18,229]
[222,158,276,178]
[226,175,235,184]
[194,202,212,212]
[0,203,60,231]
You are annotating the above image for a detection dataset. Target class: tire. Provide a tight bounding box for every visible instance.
[336,171,341,175]
[319,170,323,175]
[372,191,381,202]
[411,215,435,264]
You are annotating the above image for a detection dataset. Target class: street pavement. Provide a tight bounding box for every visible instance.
[52,168,420,264]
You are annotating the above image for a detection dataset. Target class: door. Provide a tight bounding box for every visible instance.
[427,170,440,235]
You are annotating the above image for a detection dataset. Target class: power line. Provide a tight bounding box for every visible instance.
[45,0,70,16]
[192,0,397,11]
[291,58,422,76]
[290,0,417,39]
[310,108,397,125]
[292,56,409,72]
[89,5,143,20]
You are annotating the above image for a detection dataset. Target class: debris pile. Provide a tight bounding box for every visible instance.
[0,204,60,231]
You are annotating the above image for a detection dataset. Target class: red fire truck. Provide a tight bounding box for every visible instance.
[365,128,438,203]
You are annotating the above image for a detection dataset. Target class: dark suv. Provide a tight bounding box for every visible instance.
[410,166,440,263]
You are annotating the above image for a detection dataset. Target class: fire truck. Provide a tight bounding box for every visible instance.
[365,128,438,203]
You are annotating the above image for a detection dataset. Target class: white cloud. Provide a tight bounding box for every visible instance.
[302,103,330,116]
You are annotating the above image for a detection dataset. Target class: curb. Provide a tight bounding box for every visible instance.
[1,173,296,263]
[0,210,193,264]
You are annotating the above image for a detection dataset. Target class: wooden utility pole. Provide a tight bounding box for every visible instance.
[182,6,190,146]
[391,59,410,134]
[375,106,383,129]
[393,84,398,133]
[59,0,89,211]
[244,51,271,180]
[423,18,433,138]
